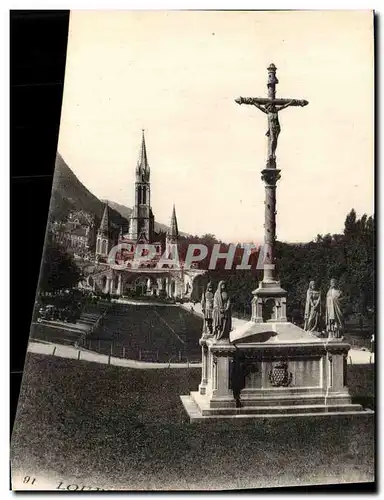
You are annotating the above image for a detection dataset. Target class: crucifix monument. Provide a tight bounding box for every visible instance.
[180,64,372,422]
[235,64,308,322]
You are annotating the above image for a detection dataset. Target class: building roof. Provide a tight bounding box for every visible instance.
[70,227,88,237]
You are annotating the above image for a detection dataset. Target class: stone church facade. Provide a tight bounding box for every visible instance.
[85,131,205,300]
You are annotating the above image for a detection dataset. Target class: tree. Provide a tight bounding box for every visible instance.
[344,208,357,238]
[184,208,373,324]
[39,241,81,293]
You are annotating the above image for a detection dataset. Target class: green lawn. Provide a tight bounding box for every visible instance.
[85,303,203,361]
[11,353,374,491]
[30,303,204,362]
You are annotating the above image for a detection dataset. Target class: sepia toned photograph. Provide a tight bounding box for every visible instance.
[11,10,375,491]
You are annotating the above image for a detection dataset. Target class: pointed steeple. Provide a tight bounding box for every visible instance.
[167,204,179,240]
[99,202,109,235]
[136,129,150,181]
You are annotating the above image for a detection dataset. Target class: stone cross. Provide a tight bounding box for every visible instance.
[235,63,308,169]
[235,63,308,283]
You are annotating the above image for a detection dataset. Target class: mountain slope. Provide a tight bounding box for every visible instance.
[101,200,132,223]
[50,153,128,230]
[50,154,189,236]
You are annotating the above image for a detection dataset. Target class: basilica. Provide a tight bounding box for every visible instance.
[84,131,205,300]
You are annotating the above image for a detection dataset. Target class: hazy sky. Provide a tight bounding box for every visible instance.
[58,10,374,243]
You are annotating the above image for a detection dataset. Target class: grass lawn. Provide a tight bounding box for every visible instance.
[86,303,203,362]
[11,353,375,491]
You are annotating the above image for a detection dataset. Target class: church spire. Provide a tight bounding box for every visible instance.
[99,202,109,235]
[95,202,110,260]
[167,204,179,241]
[129,130,154,242]
[136,129,150,181]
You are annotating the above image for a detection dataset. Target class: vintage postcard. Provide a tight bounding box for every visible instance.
[11,10,374,491]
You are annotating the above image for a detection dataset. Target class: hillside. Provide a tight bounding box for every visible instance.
[50,153,128,230]
[50,153,189,237]
[101,199,132,222]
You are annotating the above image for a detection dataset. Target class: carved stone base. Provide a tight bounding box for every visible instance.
[180,335,373,422]
[180,394,373,422]
[251,280,287,322]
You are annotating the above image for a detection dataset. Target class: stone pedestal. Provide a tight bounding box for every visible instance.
[251,277,287,323]
[181,325,373,421]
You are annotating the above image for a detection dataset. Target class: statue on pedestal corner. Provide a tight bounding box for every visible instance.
[304,280,322,332]
[201,282,214,335]
[213,280,232,340]
[326,278,343,339]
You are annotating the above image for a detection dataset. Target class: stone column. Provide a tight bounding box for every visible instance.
[329,353,346,392]
[198,337,209,395]
[251,297,263,322]
[261,168,280,283]
[104,277,111,294]
[212,354,232,398]
[116,274,122,296]
[175,279,181,299]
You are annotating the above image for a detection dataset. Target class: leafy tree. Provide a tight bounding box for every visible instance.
[39,241,82,293]
[189,209,374,325]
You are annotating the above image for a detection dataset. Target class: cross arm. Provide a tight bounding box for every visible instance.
[235,97,308,107]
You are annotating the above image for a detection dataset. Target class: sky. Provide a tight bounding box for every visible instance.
[57,10,374,244]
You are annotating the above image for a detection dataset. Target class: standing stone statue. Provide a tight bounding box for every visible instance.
[326,278,343,338]
[303,280,321,332]
[201,282,214,335]
[213,280,232,340]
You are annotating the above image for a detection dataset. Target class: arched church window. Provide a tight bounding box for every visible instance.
[142,187,147,204]
[102,240,107,255]
[138,186,142,204]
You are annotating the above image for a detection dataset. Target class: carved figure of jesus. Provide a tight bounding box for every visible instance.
[254,101,294,162]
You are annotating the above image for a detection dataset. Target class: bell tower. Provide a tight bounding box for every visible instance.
[96,202,110,260]
[128,130,154,242]
[165,204,179,257]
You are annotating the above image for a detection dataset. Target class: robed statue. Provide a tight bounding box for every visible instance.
[326,278,343,338]
[303,280,321,332]
[201,282,214,335]
[213,280,232,340]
